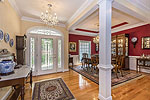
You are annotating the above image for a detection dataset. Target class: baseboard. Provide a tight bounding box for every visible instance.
[99,94,112,100]
[63,69,69,72]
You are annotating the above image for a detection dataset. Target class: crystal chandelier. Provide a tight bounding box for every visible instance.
[40,4,59,26]
[93,35,99,44]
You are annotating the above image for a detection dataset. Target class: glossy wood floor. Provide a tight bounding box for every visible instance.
[24,69,150,100]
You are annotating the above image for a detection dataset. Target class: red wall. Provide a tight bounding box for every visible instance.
[112,24,150,56]
[69,34,99,55]
[69,24,150,56]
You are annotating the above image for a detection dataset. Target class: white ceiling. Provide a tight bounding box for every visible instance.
[15,0,86,24]
[10,0,150,35]
[73,8,143,32]
[127,0,150,11]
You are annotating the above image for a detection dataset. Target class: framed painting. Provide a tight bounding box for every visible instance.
[142,37,150,49]
[69,42,76,52]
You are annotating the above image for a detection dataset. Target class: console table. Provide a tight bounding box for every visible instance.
[136,58,150,72]
[0,65,32,100]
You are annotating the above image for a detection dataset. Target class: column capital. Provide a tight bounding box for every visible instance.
[97,0,114,5]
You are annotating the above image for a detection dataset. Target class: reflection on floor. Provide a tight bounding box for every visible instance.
[23,70,150,100]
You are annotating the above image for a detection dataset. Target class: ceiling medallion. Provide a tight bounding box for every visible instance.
[40,4,59,26]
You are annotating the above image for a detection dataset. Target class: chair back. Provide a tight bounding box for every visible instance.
[116,56,124,69]
[82,53,88,58]
[120,56,125,68]
[91,57,98,66]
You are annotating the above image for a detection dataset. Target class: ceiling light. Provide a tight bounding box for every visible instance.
[93,35,99,44]
[40,4,59,26]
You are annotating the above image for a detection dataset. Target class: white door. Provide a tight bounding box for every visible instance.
[28,34,62,76]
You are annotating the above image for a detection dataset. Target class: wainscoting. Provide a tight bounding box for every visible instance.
[70,55,80,65]
[69,55,150,73]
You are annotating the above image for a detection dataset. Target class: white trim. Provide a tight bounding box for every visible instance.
[21,16,66,28]
[63,69,69,72]
[26,26,64,36]
[127,0,150,12]
[111,22,148,33]
[79,40,91,62]
[129,56,140,58]
[98,64,113,70]
[67,1,98,30]
[26,26,65,75]
[69,31,97,37]
[70,22,148,36]
[99,94,112,100]
[67,0,94,25]
[113,0,149,22]
[8,0,22,17]
[70,55,80,65]
[21,16,43,24]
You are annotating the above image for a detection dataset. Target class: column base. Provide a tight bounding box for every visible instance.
[99,94,112,100]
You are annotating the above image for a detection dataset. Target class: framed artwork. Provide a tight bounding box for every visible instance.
[96,43,99,52]
[142,37,150,49]
[69,42,76,52]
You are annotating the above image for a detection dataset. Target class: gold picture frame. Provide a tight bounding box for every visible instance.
[69,42,76,52]
[142,37,150,49]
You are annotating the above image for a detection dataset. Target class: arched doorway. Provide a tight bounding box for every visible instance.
[26,26,64,76]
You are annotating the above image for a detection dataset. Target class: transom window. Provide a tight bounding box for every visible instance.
[29,28,61,36]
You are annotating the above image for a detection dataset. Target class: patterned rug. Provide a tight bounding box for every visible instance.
[32,78,75,100]
[70,66,142,86]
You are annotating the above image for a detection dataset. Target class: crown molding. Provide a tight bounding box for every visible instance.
[69,30,97,37]
[113,0,149,23]
[21,16,66,28]
[67,0,94,25]
[8,0,22,17]
[127,0,150,12]
[98,0,113,5]
[21,16,43,23]
[111,22,148,33]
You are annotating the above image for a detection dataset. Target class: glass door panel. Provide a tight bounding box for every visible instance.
[30,37,35,71]
[41,38,54,71]
[58,39,61,68]
[28,34,63,76]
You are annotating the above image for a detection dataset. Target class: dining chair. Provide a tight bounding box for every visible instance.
[91,56,99,73]
[113,56,124,78]
[81,53,88,68]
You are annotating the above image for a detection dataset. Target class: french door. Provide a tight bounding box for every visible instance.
[27,34,62,76]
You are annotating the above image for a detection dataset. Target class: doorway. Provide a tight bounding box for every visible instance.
[26,27,64,76]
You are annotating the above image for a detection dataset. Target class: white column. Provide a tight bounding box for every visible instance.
[98,0,113,100]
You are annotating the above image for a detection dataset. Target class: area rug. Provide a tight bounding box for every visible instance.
[70,66,142,86]
[32,78,75,100]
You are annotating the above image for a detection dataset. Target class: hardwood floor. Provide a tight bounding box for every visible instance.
[24,69,150,100]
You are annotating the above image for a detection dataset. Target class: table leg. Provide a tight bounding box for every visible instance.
[21,85,25,100]
[30,70,32,87]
